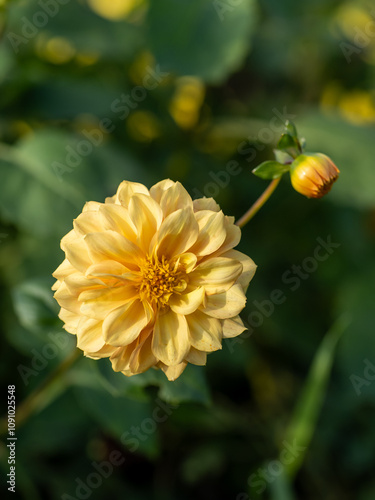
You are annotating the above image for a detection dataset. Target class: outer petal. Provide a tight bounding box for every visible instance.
[222,315,247,338]
[99,204,137,243]
[52,259,76,281]
[129,193,163,252]
[193,197,220,212]
[63,237,93,274]
[185,347,207,366]
[85,260,129,279]
[152,309,190,366]
[159,361,188,381]
[54,281,80,314]
[153,207,199,259]
[73,211,104,236]
[58,308,81,334]
[222,249,256,292]
[159,181,193,218]
[189,210,226,257]
[76,318,105,352]
[189,257,242,295]
[149,179,175,203]
[212,216,241,257]
[169,287,205,315]
[85,231,143,268]
[202,284,246,319]
[85,344,117,359]
[103,299,151,346]
[129,328,157,374]
[114,180,150,207]
[187,310,222,352]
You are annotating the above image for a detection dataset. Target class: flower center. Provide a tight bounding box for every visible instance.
[139,256,186,306]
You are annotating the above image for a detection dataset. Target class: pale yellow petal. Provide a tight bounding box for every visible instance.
[154,207,199,259]
[54,281,80,314]
[110,345,133,372]
[58,308,81,334]
[76,317,105,352]
[85,260,129,279]
[222,315,247,338]
[99,204,137,242]
[73,211,104,236]
[152,309,190,366]
[189,210,226,257]
[103,299,150,346]
[115,180,150,207]
[149,179,175,203]
[129,328,157,374]
[85,344,117,359]
[169,287,205,315]
[202,284,246,319]
[52,259,76,281]
[64,272,104,295]
[187,310,222,352]
[85,230,143,268]
[79,285,138,319]
[185,347,207,366]
[159,361,188,381]
[159,181,193,218]
[189,257,242,295]
[63,237,93,274]
[193,197,220,212]
[52,280,60,291]
[212,216,241,257]
[129,193,163,252]
[172,252,197,273]
[82,201,101,212]
[222,249,257,292]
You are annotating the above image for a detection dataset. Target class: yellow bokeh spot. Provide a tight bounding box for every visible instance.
[129,51,155,85]
[169,77,205,130]
[38,36,76,65]
[339,90,375,125]
[87,0,144,21]
[75,51,100,67]
[127,111,161,142]
[333,3,374,40]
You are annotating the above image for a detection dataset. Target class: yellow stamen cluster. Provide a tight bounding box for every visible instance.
[139,256,186,305]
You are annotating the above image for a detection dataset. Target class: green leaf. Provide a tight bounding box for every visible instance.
[147,0,258,83]
[277,133,301,156]
[281,315,350,478]
[252,160,290,180]
[284,120,298,139]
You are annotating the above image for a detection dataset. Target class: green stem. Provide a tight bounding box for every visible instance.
[235,177,281,228]
[0,349,80,435]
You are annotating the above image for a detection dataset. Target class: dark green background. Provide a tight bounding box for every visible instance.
[0,0,374,499]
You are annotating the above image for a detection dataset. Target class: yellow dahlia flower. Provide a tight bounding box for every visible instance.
[52,180,256,380]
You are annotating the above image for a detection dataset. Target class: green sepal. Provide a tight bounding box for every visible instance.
[277,133,301,158]
[252,160,290,180]
[284,120,298,139]
[274,149,293,165]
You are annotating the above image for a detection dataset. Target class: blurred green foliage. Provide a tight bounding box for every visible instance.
[0,0,375,499]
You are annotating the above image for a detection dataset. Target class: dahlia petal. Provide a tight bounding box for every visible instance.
[52,259,76,281]
[159,361,188,381]
[129,193,163,252]
[58,308,81,334]
[159,181,193,218]
[85,230,143,267]
[154,207,199,259]
[189,257,243,295]
[54,281,80,314]
[129,329,157,374]
[63,237,93,274]
[79,285,138,319]
[85,344,117,359]
[152,309,190,366]
[170,286,205,315]
[99,204,137,242]
[103,299,150,347]
[222,315,247,338]
[187,310,222,352]
[193,197,220,212]
[76,318,105,352]
[115,180,150,207]
[149,179,175,203]
[85,260,129,279]
[172,252,197,273]
[202,284,246,319]
[73,211,105,236]
[189,210,226,257]
[82,201,101,212]
[213,216,241,256]
[185,347,207,366]
[64,272,104,295]
[221,249,257,292]
[110,345,133,372]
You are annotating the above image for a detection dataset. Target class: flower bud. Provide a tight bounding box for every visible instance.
[290,153,340,199]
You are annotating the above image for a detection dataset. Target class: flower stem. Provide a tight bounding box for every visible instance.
[235,177,281,228]
[0,349,80,436]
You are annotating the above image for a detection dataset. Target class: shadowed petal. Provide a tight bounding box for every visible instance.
[103,299,151,346]
[202,284,246,319]
[152,309,190,366]
[187,310,222,352]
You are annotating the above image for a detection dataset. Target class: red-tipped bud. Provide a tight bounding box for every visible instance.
[290,153,340,199]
